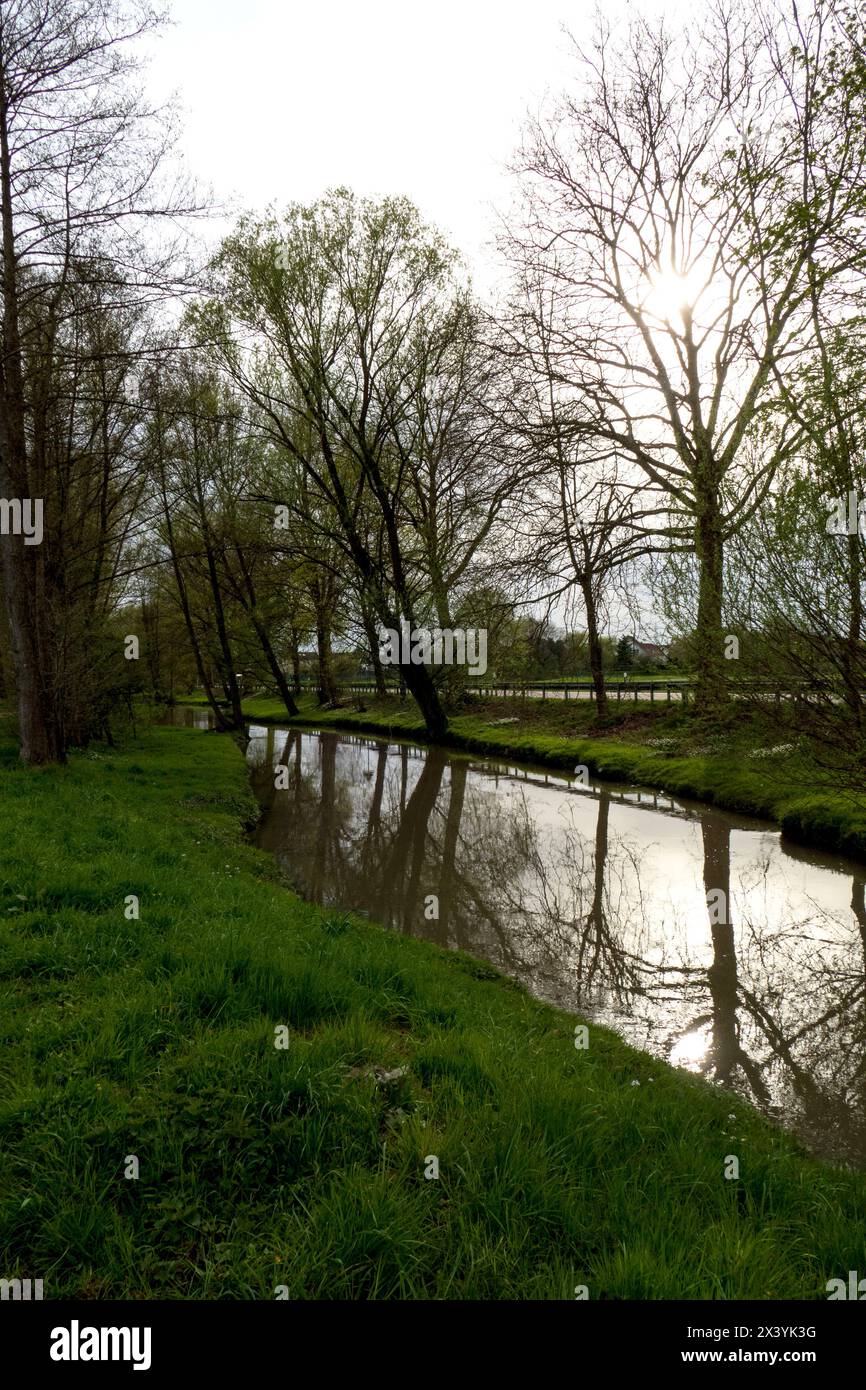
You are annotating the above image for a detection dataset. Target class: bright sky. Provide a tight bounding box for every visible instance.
[144,0,636,290]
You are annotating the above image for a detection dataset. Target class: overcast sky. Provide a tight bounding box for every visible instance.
[144,0,640,290]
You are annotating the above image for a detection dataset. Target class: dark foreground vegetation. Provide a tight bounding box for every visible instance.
[2,720,866,1299]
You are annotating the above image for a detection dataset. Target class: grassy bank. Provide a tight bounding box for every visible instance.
[2,720,866,1299]
[193,692,866,862]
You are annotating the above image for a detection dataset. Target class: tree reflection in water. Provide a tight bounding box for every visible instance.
[246,725,866,1167]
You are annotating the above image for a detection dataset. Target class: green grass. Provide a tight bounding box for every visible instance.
[3,721,865,1299]
[196,692,866,862]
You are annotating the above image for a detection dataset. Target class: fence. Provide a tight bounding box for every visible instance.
[285,677,838,705]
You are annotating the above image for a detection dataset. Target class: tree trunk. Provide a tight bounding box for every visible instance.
[843,528,864,731]
[402,658,448,740]
[289,628,301,694]
[314,607,338,704]
[582,578,607,719]
[0,70,60,763]
[193,488,243,728]
[694,505,727,715]
[155,450,230,732]
[231,547,299,717]
[0,534,60,761]
[254,617,298,716]
[361,600,387,697]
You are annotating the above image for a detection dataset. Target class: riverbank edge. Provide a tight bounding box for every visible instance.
[180,695,866,863]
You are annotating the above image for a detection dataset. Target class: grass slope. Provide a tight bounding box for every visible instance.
[1,723,864,1299]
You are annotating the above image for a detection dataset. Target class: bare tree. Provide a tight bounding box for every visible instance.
[507,1,866,715]
[506,270,672,714]
[0,0,199,760]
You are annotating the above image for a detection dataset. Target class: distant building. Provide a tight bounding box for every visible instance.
[623,635,670,667]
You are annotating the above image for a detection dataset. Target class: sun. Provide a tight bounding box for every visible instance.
[642,264,704,325]
[669,1025,710,1069]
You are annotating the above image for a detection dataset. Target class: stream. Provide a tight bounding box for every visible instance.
[172,706,866,1169]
